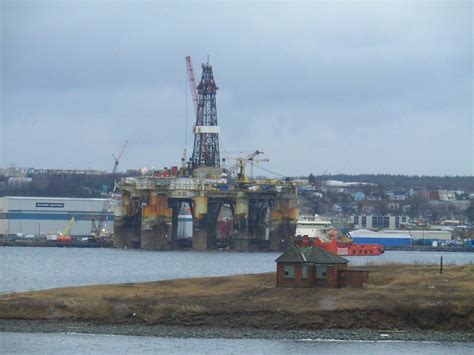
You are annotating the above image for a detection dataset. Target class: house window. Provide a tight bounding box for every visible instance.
[362,216,367,227]
[395,216,400,229]
[316,266,327,279]
[402,216,407,223]
[284,265,294,279]
[383,216,390,228]
[353,216,359,225]
[339,271,346,279]
[301,265,308,279]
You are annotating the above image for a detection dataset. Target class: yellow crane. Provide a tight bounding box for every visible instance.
[226,150,265,184]
[58,216,76,242]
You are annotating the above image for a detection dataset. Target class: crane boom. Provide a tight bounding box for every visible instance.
[62,216,76,236]
[226,150,263,175]
[249,157,270,180]
[112,140,128,174]
[185,56,199,115]
[92,140,128,238]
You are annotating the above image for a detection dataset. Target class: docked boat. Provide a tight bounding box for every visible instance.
[294,214,333,240]
[294,215,384,256]
[313,237,384,256]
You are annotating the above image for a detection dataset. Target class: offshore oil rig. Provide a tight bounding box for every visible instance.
[113,57,298,251]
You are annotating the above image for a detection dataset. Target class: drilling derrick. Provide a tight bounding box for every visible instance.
[191,62,220,169]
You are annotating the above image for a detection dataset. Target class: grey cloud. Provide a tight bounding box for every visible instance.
[1,1,472,175]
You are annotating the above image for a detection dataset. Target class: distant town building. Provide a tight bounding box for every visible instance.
[0,166,108,177]
[311,192,323,199]
[0,166,30,177]
[386,191,407,201]
[417,190,456,201]
[438,190,456,201]
[7,177,32,187]
[351,192,366,201]
[28,168,107,176]
[296,185,320,196]
[351,215,410,229]
[322,180,377,188]
[402,229,451,242]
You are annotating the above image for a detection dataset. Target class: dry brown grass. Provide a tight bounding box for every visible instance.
[0,264,472,330]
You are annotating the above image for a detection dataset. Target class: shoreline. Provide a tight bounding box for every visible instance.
[1,242,472,253]
[1,266,472,338]
[1,320,473,342]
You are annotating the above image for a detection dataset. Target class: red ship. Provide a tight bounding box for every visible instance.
[294,231,384,256]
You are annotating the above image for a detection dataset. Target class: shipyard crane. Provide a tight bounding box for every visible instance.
[185,56,199,115]
[58,216,76,242]
[112,140,128,174]
[226,150,265,184]
[91,141,128,239]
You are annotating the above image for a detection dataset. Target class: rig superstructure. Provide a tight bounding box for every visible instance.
[113,58,298,251]
[191,61,221,169]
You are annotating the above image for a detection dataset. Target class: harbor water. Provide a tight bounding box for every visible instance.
[0,247,473,294]
[1,332,473,354]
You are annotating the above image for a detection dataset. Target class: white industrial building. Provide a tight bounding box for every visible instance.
[352,215,410,229]
[0,196,113,237]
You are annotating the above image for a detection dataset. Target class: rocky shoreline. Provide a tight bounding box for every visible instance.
[1,319,473,342]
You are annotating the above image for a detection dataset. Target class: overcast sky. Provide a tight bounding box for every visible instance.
[1,1,472,176]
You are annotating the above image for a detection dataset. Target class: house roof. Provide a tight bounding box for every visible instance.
[304,246,348,264]
[275,246,348,264]
[275,246,307,263]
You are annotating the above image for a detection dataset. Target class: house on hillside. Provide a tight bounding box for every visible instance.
[275,246,368,288]
[351,191,366,201]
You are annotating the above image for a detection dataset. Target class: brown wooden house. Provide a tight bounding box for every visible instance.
[275,246,368,288]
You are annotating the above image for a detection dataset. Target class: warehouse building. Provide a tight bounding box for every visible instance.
[349,228,452,247]
[349,229,412,247]
[0,196,113,237]
[397,229,452,245]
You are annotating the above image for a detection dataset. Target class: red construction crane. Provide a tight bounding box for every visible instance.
[185,56,199,115]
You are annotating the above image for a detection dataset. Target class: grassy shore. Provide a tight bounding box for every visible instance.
[0,264,473,331]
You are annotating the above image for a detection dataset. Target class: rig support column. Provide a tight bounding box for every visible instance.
[269,194,298,251]
[254,202,270,245]
[113,192,129,249]
[168,199,182,248]
[113,192,142,249]
[207,200,221,250]
[141,194,173,250]
[231,194,249,251]
[192,195,208,250]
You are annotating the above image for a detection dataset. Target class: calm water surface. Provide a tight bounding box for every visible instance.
[0,247,472,294]
[1,332,473,354]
